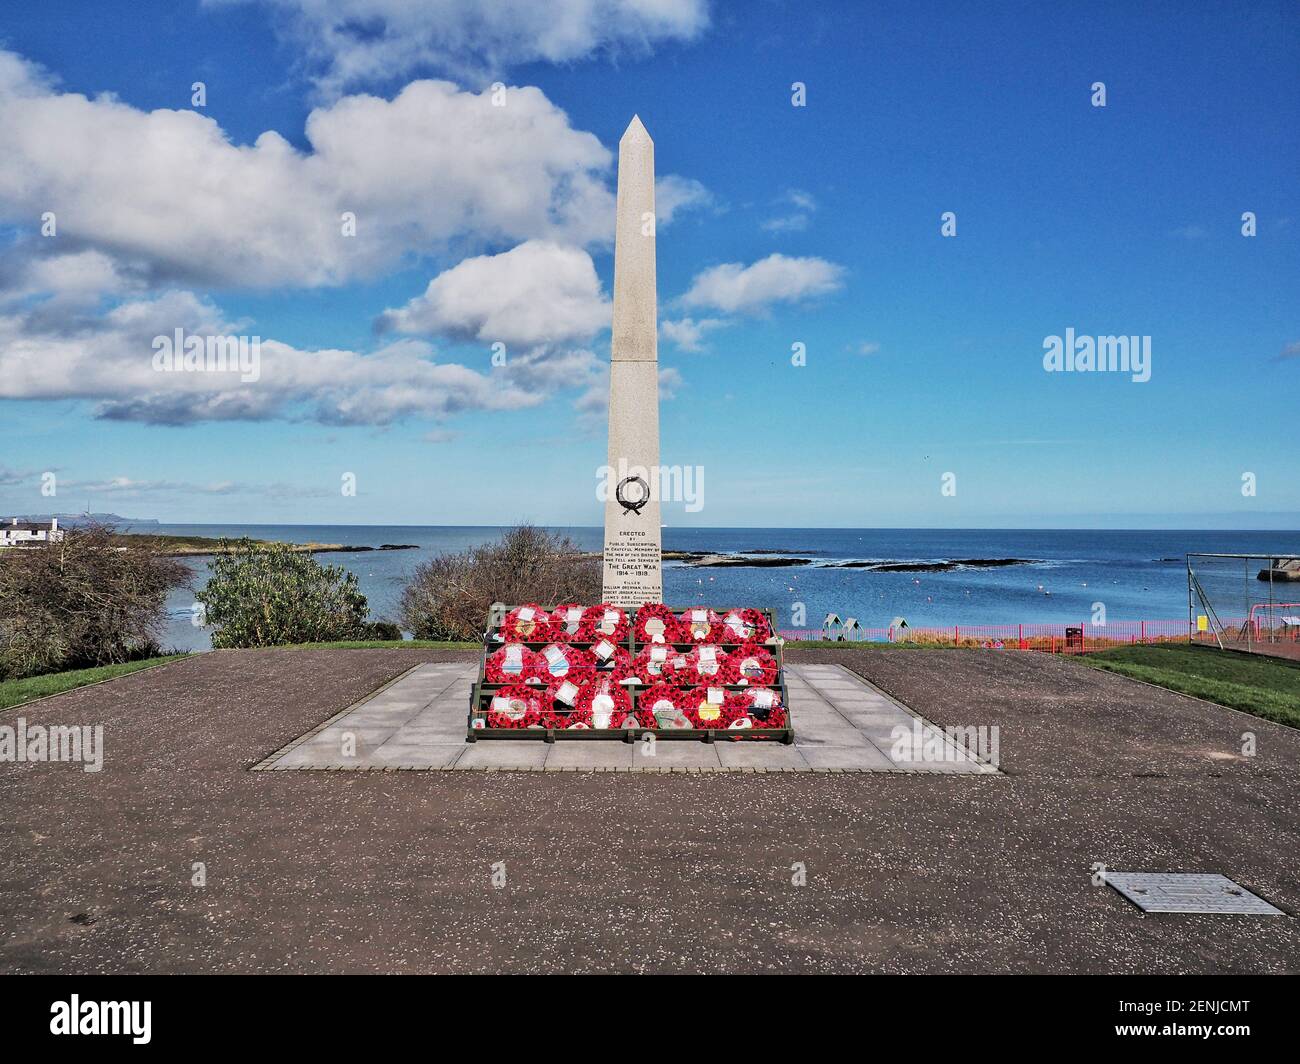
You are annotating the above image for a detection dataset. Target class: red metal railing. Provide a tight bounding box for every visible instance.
[776,615,1293,654]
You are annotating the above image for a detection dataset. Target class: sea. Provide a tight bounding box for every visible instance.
[147,525,1299,653]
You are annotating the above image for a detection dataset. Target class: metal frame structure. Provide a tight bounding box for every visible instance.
[1186,552,1300,651]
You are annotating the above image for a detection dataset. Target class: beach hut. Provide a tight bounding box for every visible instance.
[843,617,862,641]
[822,613,843,641]
[889,616,909,642]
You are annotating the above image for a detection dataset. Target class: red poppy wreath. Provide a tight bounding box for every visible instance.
[588,637,633,680]
[730,644,779,686]
[681,685,733,729]
[544,675,591,715]
[634,602,679,645]
[719,608,773,644]
[577,675,633,729]
[484,685,546,729]
[676,644,736,686]
[548,603,588,643]
[679,606,722,644]
[726,686,786,728]
[637,683,693,729]
[627,645,675,685]
[578,603,629,644]
[501,603,550,642]
[485,643,544,684]
[535,642,596,683]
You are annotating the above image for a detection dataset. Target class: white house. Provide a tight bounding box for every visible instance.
[0,517,65,548]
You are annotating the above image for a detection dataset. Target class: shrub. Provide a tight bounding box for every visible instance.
[196,538,373,648]
[364,621,403,641]
[399,525,601,641]
[0,523,189,679]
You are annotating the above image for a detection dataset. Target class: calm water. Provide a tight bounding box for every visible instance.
[148,525,1299,652]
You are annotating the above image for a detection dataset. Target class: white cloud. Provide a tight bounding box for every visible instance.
[49,475,336,499]
[854,340,880,356]
[1278,341,1300,361]
[0,51,615,290]
[0,290,542,426]
[0,46,713,432]
[760,188,815,233]
[208,0,711,92]
[0,249,138,307]
[759,214,809,233]
[378,240,609,346]
[678,253,844,314]
[660,316,726,352]
[655,174,711,225]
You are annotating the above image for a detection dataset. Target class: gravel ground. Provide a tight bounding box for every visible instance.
[1,646,1297,973]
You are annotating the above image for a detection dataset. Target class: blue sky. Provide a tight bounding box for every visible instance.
[0,0,1296,528]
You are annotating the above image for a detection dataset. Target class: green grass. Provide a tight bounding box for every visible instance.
[0,655,189,712]
[253,639,480,650]
[1081,643,1300,728]
[784,639,934,649]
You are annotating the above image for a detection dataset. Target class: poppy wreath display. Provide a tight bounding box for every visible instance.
[676,644,736,686]
[485,685,546,729]
[576,675,633,729]
[538,708,568,730]
[681,686,734,729]
[633,602,679,645]
[548,603,588,642]
[731,644,778,686]
[719,608,773,644]
[535,642,596,683]
[627,645,675,684]
[608,704,658,730]
[578,603,629,644]
[638,683,693,729]
[589,639,634,682]
[544,675,591,716]
[559,706,594,730]
[679,606,723,644]
[501,603,551,642]
[485,643,544,684]
[725,686,785,727]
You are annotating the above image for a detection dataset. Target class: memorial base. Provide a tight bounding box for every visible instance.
[467,605,794,745]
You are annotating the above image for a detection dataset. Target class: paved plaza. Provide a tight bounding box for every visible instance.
[254,662,998,773]
[4,646,1297,973]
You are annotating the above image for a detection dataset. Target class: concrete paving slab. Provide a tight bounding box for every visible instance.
[715,742,809,770]
[632,742,723,769]
[800,745,896,771]
[543,742,636,771]
[258,661,998,774]
[454,740,548,770]
[372,741,464,768]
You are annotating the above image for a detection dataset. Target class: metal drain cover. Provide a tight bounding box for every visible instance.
[1106,872,1285,915]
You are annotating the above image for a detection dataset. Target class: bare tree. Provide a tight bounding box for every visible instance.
[399,525,601,641]
[0,522,190,678]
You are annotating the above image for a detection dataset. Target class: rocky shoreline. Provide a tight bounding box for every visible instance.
[113,534,419,557]
[658,551,1034,572]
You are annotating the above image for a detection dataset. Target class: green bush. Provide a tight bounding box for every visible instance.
[0,523,189,679]
[399,524,601,641]
[196,539,374,648]
[364,621,403,641]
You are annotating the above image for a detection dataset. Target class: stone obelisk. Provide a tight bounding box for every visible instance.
[601,116,663,608]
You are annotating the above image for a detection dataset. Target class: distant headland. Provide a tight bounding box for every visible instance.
[110,532,419,557]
